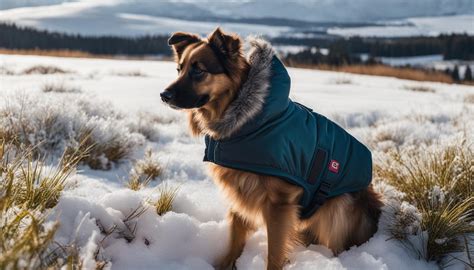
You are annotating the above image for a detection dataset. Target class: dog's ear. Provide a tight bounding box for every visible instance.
[207,27,242,58]
[168,32,201,59]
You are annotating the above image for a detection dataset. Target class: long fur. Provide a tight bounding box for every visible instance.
[169,32,383,270]
[207,37,275,139]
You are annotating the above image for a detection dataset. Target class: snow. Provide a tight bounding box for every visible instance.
[328,14,474,37]
[0,1,290,37]
[1,53,473,269]
[376,55,444,67]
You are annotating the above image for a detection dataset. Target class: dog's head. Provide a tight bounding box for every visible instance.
[160,28,249,110]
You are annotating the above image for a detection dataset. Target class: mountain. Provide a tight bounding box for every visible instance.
[0,0,472,37]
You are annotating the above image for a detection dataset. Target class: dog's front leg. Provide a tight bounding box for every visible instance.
[216,211,255,270]
[263,203,299,270]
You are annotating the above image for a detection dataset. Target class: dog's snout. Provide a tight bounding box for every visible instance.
[160,91,174,103]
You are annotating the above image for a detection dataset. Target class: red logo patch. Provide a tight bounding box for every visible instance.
[328,160,340,173]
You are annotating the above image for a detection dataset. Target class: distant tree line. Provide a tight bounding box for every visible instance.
[284,48,364,66]
[1,22,472,63]
[0,23,172,56]
[275,34,474,60]
[446,65,473,82]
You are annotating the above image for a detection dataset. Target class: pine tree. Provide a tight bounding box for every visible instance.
[452,65,460,81]
[464,65,473,81]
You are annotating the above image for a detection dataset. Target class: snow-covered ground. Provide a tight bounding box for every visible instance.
[1,53,473,270]
[328,14,474,37]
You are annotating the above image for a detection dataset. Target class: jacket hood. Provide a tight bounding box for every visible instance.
[208,37,291,140]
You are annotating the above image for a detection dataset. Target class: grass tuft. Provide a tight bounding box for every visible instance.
[154,184,179,216]
[464,94,474,104]
[375,141,474,265]
[42,83,82,94]
[132,149,162,180]
[126,149,162,191]
[403,85,436,93]
[126,174,152,191]
[22,65,69,75]
[0,141,86,269]
[113,70,148,77]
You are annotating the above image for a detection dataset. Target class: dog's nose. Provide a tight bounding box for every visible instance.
[160,91,174,103]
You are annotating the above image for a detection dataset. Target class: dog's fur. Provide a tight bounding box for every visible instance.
[163,28,383,270]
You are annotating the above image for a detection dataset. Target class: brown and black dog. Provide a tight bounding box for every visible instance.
[161,28,383,270]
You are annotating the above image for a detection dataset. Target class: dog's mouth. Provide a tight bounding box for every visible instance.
[164,94,210,110]
[194,94,210,108]
[168,104,181,110]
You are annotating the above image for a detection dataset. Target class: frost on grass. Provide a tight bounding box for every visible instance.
[130,149,162,182]
[0,141,85,269]
[1,54,472,269]
[374,142,474,266]
[41,82,82,93]
[0,93,144,169]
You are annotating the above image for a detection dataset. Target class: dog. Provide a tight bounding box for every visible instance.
[161,28,383,270]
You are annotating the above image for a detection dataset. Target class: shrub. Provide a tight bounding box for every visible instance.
[22,65,69,75]
[330,77,353,85]
[112,70,148,77]
[41,83,82,93]
[375,142,474,266]
[0,93,143,170]
[131,149,162,181]
[403,85,435,93]
[464,94,474,104]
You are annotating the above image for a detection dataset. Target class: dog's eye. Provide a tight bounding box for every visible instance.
[190,67,205,78]
[193,67,203,75]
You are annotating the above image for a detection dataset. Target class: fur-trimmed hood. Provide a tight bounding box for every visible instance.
[208,37,291,139]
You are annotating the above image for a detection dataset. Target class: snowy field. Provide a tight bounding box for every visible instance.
[327,14,474,37]
[1,53,473,270]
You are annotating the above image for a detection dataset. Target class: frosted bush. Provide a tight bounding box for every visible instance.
[0,93,144,169]
[130,149,162,182]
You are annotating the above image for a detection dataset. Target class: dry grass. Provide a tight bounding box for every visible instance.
[0,141,86,269]
[42,83,82,93]
[330,77,353,85]
[126,174,152,191]
[0,48,103,59]
[464,94,474,104]
[154,184,179,216]
[68,129,134,170]
[0,48,174,61]
[375,142,474,266]
[132,149,162,179]
[113,70,148,77]
[0,95,139,170]
[403,85,436,93]
[288,63,454,84]
[0,66,15,75]
[126,150,162,191]
[22,65,69,75]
